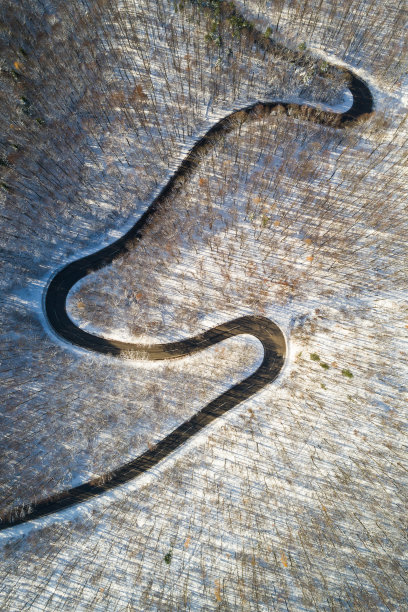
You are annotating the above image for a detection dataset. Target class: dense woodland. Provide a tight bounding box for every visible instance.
[0,0,407,610]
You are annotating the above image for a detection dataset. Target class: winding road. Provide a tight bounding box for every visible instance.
[1,43,373,531]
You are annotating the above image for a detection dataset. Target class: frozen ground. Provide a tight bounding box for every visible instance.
[0,0,350,519]
[0,0,407,610]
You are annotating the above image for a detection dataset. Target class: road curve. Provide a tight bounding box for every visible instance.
[1,60,373,531]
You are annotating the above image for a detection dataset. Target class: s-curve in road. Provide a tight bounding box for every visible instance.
[1,50,373,531]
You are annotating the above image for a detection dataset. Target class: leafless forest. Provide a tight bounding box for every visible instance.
[0,0,407,610]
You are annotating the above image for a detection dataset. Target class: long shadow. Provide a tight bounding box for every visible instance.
[1,28,373,532]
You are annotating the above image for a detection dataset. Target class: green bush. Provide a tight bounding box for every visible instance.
[164,550,173,565]
[310,352,320,361]
[342,368,353,379]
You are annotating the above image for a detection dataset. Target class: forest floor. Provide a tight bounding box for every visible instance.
[0,0,407,610]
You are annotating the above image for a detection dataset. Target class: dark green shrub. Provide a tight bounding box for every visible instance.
[164,550,173,564]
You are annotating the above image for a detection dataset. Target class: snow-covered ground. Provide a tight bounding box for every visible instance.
[0,0,350,516]
[0,0,407,610]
